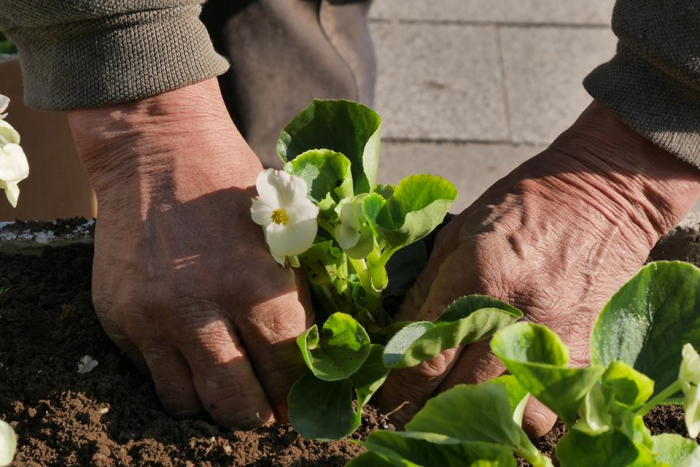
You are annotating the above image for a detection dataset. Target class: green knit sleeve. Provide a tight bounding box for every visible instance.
[584,0,700,168]
[0,1,229,110]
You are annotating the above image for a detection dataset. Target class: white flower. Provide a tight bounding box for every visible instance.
[0,96,29,208]
[0,419,16,467]
[0,95,8,120]
[680,343,700,437]
[251,169,319,266]
[335,198,374,259]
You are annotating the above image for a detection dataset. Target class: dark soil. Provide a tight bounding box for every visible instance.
[0,235,387,466]
[1,216,698,466]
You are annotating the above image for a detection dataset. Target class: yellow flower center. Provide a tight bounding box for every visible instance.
[271,208,289,226]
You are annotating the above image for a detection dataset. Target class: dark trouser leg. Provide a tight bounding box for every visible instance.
[202,0,376,167]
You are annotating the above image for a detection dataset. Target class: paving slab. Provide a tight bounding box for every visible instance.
[370,0,615,26]
[377,141,546,212]
[500,26,617,144]
[371,23,508,142]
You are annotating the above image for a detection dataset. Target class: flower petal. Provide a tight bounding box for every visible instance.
[288,173,310,205]
[287,197,319,224]
[340,202,362,231]
[0,95,8,116]
[271,253,287,267]
[0,181,19,208]
[681,344,700,391]
[251,198,274,226]
[256,169,287,206]
[344,226,374,259]
[686,385,700,438]
[275,171,308,209]
[336,223,360,250]
[0,121,20,145]
[0,419,16,466]
[266,218,317,257]
[0,144,29,184]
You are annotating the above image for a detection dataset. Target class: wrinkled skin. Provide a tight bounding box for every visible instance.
[68,79,313,428]
[69,77,700,436]
[379,102,700,436]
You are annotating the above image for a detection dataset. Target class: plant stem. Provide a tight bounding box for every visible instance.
[318,218,337,241]
[637,380,682,417]
[318,217,384,313]
[349,257,383,312]
[376,247,398,269]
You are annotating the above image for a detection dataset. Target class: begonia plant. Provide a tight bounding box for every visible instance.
[351,261,700,466]
[251,100,522,439]
[252,101,700,465]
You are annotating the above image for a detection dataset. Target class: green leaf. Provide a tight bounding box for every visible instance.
[278,99,381,194]
[352,344,391,409]
[301,241,348,291]
[287,373,357,440]
[405,382,550,467]
[289,346,388,441]
[491,322,605,425]
[383,295,522,369]
[436,295,522,324]
[574,384,612,436]
[601,362,654,414]
[618,414,654,454]
[375,183,395,200]
[362,431,517,467]
[297,313,370,381]
[346,452,398,467]
[362,192,388,240]
[652,433,700,467]
[591,261,700,399]
[366,175,457,249]
[556,429,656,467]
[491,375,530,426]
[406,382,522,447]
[284,149,353,206]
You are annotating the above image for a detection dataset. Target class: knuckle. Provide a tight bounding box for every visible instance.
[418,352,452,379]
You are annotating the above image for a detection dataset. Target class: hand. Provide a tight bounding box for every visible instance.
[68,79,313,428]
[380,102,700,435]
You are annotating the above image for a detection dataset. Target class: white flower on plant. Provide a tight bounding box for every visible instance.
[0,95,8,120]
[0,419,16,467]
[680,343,700,438]
[0,96,29,208]
[251,169,319,266]
[335,197,374,259]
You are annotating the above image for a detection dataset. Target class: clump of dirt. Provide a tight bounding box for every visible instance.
[0,240,387,466]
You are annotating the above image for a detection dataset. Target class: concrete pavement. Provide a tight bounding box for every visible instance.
[370,0,617,211]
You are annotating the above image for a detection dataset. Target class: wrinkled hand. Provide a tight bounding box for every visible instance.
[380,102,700,435]
[68,79,312,428]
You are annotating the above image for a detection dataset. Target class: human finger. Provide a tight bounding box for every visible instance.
[176,313,274,429]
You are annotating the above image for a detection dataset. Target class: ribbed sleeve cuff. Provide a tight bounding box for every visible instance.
[584,45,700,169]
[14,5,229,110]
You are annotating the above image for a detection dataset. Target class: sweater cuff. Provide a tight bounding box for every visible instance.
[584,45,700,169]
[12,5,229,111]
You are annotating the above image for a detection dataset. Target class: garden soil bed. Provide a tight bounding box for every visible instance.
[1,216,699,466]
